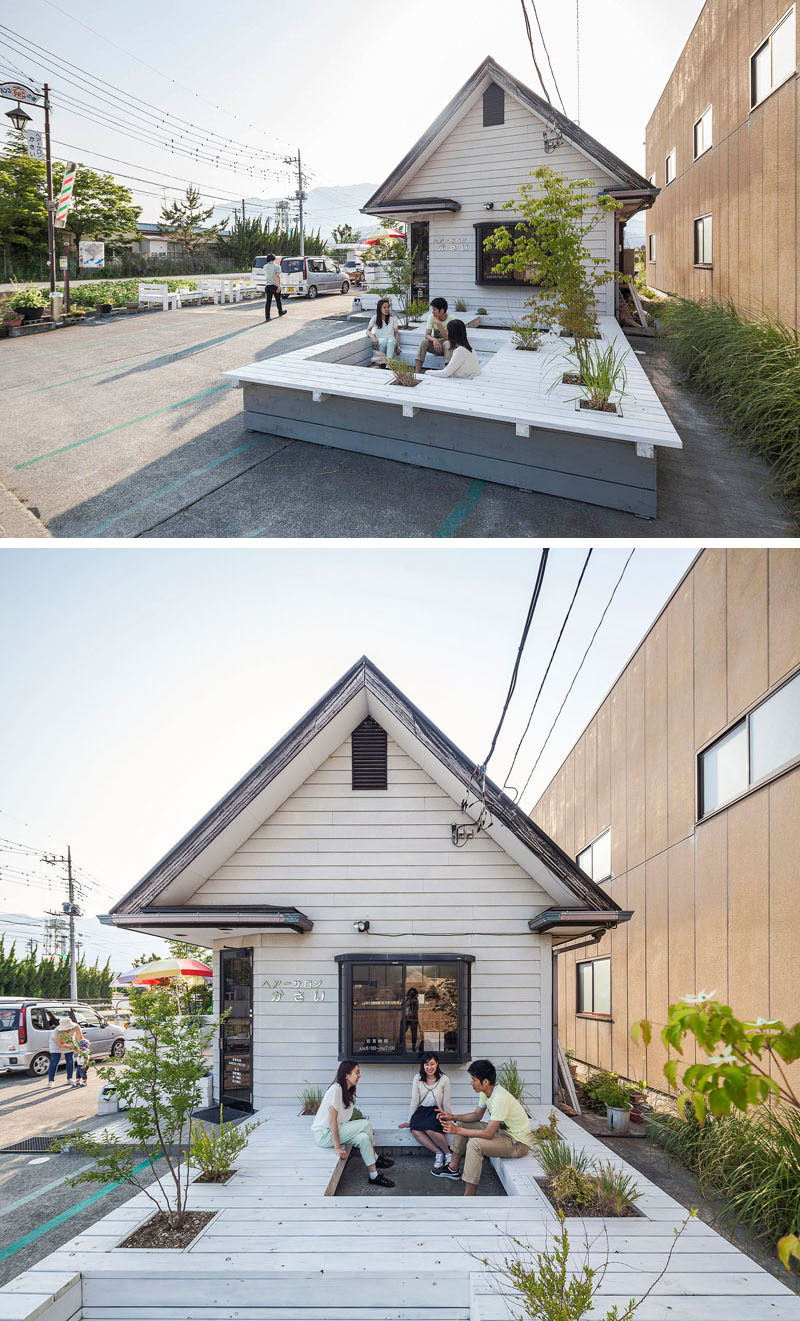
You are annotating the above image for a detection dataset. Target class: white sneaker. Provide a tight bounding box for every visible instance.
[47,1081,55,1089]
[434,1152,446,1169]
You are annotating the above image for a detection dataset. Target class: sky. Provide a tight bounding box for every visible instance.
[0,0,706,224]
[0,544,696,933]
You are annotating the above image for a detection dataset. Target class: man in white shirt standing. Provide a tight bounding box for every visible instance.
[263,254,287,323]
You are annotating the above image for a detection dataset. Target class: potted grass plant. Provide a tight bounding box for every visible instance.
[574,341,629,415]
[595,1076,633,1133]
[386,357,420,388]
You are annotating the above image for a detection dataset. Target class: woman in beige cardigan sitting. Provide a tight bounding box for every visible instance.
[398,1052,452,1172]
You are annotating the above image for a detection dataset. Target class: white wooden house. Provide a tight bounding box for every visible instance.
[363,56,657,320]
[106,658,629,1114]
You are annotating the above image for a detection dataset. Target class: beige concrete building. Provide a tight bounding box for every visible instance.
[645,2,799,330]
[532,549,800,1095]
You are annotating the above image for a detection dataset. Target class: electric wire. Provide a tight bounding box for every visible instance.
[480,548,550,774]
[519,0,554,104]
[503,549,592,792]
[517,549,636,807]
[528,0,567,115]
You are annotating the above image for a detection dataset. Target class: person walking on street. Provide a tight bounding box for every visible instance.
[263,254,287,322]
[47,1017,76,1088]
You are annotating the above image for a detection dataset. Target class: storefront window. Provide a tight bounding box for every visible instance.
[337,954,473,1061]
[475,222,541,286]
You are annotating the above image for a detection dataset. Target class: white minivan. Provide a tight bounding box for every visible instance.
[251,254,285,289]
[0,998,126,1076]
[279,256,350,299]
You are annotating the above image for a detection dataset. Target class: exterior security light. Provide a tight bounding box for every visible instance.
[354,919,370,933]
[484,201,494,210]
[5,103,32,131]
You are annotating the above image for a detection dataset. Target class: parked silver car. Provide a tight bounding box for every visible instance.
[0,998,126,1076]
[280,256,350,299]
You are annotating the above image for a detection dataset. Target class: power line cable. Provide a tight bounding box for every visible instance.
[528,0,567,114]
[503,549,592,792]
[517,549,636,807]
[480,548,550,775]
[519,0,554,104]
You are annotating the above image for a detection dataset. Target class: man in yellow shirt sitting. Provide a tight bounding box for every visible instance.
[437,1058,533,1195]
[415,297,452,373]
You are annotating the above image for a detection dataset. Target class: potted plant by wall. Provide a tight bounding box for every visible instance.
[96,301,113,314]
[0,297,23,333]
[13,285,48,323]
[596,1077,633,1134]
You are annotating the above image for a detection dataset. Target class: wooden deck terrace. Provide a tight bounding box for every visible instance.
[225,319,683,518]
[3,1105,799,1321]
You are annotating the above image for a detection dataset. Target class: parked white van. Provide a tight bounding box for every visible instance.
[279,256,350,299]
[251,255,286,289]
[0,998,127,1076]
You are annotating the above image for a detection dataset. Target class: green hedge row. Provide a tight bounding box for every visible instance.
[59,278,199,309]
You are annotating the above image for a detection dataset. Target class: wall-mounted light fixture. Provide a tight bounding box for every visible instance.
[483,201,494,210]
[353,919,370,933]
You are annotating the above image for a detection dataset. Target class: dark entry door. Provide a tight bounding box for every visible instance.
[220,947,254,1112]
[410,221,429,301]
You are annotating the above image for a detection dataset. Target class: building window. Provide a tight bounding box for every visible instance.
[336,954,474,1062]
[694,214,713,265]
[475,222,541,286]
[693,105,713,158]
[665,148,676,184]
[483,82,505,126]
[699,669,800,817]
[751,6,796,107]
[351,717,387,790]
[648,233,657,262]
[577,828,611,882]
[577,957,611,1016]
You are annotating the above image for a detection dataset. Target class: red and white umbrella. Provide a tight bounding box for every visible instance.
[361,228,405,245]
[133,957,212,985]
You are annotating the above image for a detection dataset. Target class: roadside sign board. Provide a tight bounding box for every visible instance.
[25,130,44,160]
[54,162,77,229]
[0,81,41,105]
[79,240,104,268]
[59,256,68,271]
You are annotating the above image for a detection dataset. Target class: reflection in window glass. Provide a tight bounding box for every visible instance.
[701,721,748,814]
[577,846,592,874]
[593,829,611,882]
[593,958,611,1015]
[351,961,460,1057]
[577,961,593,1012]
[771,9,796,87]
[749,671,800,783]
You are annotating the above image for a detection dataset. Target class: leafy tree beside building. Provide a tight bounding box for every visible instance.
[159,185,221,254]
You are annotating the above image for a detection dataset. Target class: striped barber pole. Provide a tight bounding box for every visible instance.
[54,161,77,229]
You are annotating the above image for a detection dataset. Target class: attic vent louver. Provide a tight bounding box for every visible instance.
[483,83,505,127]
[351,717,388,790]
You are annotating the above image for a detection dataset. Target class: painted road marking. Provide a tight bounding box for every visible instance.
[435,479,487,537]
[14,383,233,470]
[0,1157,159,1262]
[0,1163,93,1219]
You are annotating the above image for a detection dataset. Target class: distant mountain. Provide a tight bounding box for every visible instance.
[210,182,380,241]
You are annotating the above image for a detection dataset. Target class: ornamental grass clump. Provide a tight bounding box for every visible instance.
[189,1106,261,1182]
[299,1084,323,1115]
[660,298,800,505]
[498,1058,527,1106]
[573,341,629,413]
[386,357,419,387]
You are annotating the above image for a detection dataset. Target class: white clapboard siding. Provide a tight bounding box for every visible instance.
[399,90,620,318]
[192,735,551,1109]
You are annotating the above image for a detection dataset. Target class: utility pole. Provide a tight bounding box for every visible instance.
[43,845,81,1000]
[284,149,307,258]
[43,84,56,296]
[241,198,246,225]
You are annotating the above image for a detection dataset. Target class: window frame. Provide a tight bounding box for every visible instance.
[474,221,543,287]
[665,148,676,185]
[750,5,796,109]
[697,665,800,821]
[648,233,657,262]
[576,956,612,1019]
[576,827,612,883]
[693,105,713,159]
[335,953,474,1063]
[693,213,713,267]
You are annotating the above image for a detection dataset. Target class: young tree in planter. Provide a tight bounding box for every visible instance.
[52,988,214,1232]
[375,239,416,327]
[489,166,621,377]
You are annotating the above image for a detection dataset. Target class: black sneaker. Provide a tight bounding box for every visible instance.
[435,1166,461,1181]
[279,310,287,316]
[369,1172,394,1188]
[375,1155,394,1170]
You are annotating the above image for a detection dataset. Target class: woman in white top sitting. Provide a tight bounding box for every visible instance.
[426,319,480,379]
[367,299,400,365]
[311,1060,395,1187]
[398,1052,452,1172]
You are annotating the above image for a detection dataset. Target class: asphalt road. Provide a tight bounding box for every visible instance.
[0,1066,160,1286]
[1,296,795,537]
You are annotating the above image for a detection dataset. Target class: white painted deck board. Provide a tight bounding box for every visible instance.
[226,319,682,450]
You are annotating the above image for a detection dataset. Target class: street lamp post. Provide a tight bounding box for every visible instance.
[1,79,57,302]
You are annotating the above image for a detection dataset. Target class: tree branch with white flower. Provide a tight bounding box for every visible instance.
[632,995,800,1271]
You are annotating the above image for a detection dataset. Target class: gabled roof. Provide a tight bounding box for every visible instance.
[363,56,656,217]
[110,657,621,925]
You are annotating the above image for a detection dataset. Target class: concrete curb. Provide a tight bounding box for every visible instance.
[0,482,51,538]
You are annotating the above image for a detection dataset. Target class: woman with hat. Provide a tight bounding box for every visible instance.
[47,1016,77,1088]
